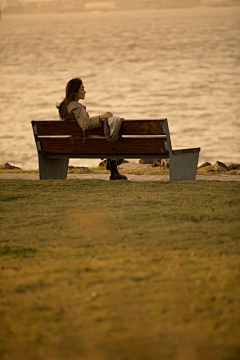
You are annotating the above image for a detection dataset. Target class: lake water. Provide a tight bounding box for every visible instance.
[0,6,240,169]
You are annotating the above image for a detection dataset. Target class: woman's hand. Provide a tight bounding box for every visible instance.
[100,112,113,120]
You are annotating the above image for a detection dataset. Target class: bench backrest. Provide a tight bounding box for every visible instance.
[32,119,172,159]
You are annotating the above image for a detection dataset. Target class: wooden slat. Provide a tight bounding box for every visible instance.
[39,137,168,155]
[121,120,166,135]
[172,148,200,154]
[32,120,166,136]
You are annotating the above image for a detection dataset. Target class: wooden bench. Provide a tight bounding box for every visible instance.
[31,119,200,180]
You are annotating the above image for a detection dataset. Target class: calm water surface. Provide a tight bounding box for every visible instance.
[0,6,240,168]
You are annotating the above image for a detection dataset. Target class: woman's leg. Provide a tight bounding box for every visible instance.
[106,159,128,180]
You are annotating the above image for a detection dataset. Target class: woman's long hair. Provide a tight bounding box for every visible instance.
[57,78,82,119]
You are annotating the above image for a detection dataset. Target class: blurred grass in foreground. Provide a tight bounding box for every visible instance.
[0,180,240,360]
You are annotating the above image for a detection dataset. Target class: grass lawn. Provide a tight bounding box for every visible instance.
[0,179,240,360]
[0,164,240,176]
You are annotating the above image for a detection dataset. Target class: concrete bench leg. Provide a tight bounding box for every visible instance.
[169,152,199,180]
[38,155,69,180]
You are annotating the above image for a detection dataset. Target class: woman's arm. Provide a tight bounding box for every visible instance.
[100,112,113,120]
[68,102,113,130]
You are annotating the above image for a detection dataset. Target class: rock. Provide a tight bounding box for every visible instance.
[99,160,108,167]
[161,159,170,169]
[139,158,170,168]
[228,164,240,170]
[139,159,155,164]
[0,162,21,170]
[152,160,161,167]
[198,162,212,169]
[214,161,229,172]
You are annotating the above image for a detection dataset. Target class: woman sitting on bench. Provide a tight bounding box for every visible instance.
[57,77,127,180]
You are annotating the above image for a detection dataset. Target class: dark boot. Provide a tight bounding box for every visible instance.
[106,160,128,180]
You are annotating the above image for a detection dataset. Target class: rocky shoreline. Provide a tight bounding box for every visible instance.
[138,159,240,172]
[1,159,240,173]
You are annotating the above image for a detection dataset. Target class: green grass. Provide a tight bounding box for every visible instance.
[0,180,240,360]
